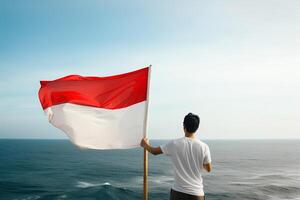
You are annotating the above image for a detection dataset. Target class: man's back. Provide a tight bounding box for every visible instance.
[140,113,211,199]
[161,137,211,196]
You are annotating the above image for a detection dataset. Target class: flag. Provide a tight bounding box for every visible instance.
[38,67,150,149]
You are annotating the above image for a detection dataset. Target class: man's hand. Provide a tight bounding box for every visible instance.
[203,162,212,172]
[140,138,163,155]
[140,138,149,148]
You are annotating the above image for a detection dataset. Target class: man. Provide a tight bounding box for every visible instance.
[140,113,212,200]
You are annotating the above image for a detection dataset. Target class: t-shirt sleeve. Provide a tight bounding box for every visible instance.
[203,145,212,164]
[160,140,173,156]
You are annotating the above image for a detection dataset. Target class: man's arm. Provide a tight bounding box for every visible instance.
[203,162,212,172]
[203,144,212,172]
[140,138,163,155]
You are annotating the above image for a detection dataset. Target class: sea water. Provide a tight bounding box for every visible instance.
[0,139,299,200]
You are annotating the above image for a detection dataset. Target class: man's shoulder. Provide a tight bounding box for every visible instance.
[194,139,209,148]
[168,137,184,142]
[165,137,186,147]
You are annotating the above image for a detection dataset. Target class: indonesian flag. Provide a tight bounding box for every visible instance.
[38,67,150,149]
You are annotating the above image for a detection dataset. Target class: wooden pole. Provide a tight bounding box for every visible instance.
[143,65,151,200]
[143,148,148,200]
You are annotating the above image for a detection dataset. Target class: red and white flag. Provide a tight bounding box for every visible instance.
[38,67,150,149]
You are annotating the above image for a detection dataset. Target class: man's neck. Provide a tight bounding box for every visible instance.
[185,133,196,139]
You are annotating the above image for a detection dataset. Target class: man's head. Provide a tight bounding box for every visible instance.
[183,113,200,134]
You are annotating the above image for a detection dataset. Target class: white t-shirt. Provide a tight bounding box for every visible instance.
[160,137,211,196]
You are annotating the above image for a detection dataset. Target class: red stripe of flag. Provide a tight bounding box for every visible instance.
[38,67,149,110]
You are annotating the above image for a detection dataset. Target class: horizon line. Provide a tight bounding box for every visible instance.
[0,138,299,140]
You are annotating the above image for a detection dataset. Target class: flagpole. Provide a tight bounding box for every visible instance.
[143,148,148,200]
[143,65,151,200]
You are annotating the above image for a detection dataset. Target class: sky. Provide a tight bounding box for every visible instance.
[0,0,299,139]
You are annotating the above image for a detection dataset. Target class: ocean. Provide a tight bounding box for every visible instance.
[0,139,299,200]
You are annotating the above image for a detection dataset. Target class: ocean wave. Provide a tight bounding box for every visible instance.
[205,192,242,200]
[128,175,173,186]
[149,175,173,184]
[230,181,256,186]
[248,173,299,181]
[76,181,111,188]
[29,182,140,200]
[71,181,140,200]
[12,195,41,200]
[261,184,300,194]
[58,194,67,199]
[0,181,47,195]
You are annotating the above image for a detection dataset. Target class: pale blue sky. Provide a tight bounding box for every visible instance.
[0,0,299,139]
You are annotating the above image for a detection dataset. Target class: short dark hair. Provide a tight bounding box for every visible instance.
[183,113,200,133]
